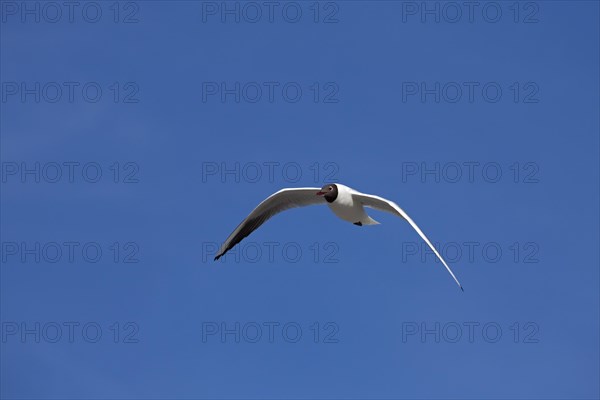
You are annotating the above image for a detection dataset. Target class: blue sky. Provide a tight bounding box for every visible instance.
[1,1,599,398]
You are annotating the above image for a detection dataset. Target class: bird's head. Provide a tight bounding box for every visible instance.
[316,184,338,203]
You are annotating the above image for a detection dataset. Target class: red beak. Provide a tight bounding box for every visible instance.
[316,191,325,196]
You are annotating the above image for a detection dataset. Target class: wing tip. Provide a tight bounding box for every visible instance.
[460,285,464,292]
[214,254,221,261]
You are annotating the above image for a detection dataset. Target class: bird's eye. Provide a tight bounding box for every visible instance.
[329,186,333,190]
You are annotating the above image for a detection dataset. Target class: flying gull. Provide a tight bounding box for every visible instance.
[214,183,463,290]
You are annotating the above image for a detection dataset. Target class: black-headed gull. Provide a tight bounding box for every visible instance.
[214,183,463,290]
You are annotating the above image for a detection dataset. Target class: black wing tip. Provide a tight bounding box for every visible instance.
[214,254,221,261]
[460,285,464,292]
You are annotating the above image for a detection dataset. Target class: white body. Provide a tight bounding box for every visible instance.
[327,184,379,225]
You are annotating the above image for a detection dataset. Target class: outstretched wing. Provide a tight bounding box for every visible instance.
[214,188,326,260]
[352,192,463,291]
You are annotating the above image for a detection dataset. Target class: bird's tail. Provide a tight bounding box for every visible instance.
[363,216,380,225]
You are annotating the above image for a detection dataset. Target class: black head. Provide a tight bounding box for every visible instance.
[316,184,338,203]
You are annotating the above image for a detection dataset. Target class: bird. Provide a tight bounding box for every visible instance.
[214,183,463,291]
